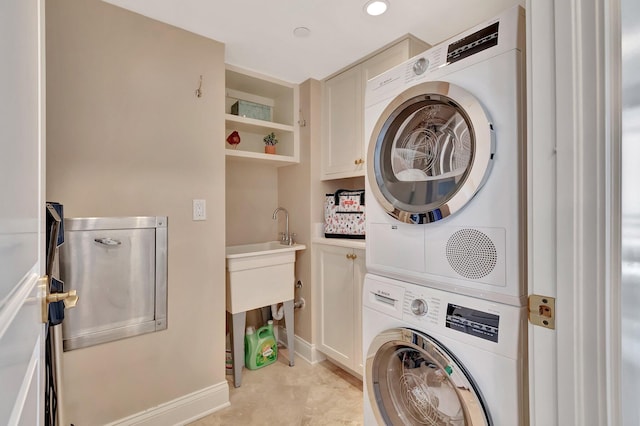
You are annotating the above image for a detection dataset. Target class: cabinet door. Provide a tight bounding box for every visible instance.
[352,248,366,376]
[321,66,363,179]
[316,245,355,367]
[361,39,411,83]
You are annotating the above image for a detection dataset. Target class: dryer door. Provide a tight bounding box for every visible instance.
[367,81,494,224]
[366,327,490,426]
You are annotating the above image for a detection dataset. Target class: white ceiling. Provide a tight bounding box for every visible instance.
[104,0,521,84]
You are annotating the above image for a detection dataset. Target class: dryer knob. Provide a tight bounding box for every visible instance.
[410,299,428,316]
[412,57,429,76]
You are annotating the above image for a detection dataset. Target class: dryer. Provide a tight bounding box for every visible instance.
[363,273,527,425]
[364,6,526,306]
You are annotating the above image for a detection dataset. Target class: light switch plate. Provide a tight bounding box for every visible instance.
[193,199,206,221]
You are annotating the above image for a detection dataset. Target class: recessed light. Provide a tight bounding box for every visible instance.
[293,27,311,38]
[364,0,389,16]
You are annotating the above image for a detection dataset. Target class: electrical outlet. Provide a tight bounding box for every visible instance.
[192,199,206,221]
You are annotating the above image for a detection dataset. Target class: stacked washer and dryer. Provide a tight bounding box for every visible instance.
[362,6,527,425]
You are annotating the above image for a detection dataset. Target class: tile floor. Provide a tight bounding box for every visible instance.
[190,350,364,425]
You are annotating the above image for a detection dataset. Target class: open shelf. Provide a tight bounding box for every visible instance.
[224,65,299,165]
[225,149,298,167]
[225,114,294,134]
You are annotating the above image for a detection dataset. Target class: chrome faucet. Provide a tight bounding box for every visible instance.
[272,207,293,245]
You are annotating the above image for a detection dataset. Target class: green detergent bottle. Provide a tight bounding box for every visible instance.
[244,320,277,370]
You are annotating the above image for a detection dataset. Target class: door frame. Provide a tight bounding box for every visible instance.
[527,0,620,424]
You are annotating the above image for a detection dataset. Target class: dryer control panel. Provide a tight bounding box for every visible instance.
[446,22,499,65]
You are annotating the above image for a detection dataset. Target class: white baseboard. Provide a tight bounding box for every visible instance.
[105,381,230,426]
[276,326,326,365]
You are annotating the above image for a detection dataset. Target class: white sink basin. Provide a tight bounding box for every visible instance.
[225,241,306,314]
[226,241,306,258]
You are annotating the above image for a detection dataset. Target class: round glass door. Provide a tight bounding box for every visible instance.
[366,328,490,426]
[367,81,494,224]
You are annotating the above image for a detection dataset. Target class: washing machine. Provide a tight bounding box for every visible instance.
[363,273,527,425]
[364,6,526,306]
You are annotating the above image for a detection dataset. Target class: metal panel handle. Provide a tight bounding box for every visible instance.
[94,237,122,246]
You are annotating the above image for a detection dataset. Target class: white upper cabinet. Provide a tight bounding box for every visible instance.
[320,36,429,180]
[322,66,363,177]
[225,65,300,166]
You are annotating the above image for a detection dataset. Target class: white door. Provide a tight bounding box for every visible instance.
[316,244,356,367]
[366,80,493,224]
[365,327,491,425]
[322,66,363,178]
[528,0,626,424]
[0,0,46,425]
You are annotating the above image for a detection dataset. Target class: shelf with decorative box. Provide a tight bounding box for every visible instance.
[225,65,300,167]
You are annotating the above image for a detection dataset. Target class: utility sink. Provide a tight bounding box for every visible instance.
[226,241,305,260]
[225,241,305,314]
[225,241,306,387]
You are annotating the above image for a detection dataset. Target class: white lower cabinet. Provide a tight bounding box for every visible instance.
[314,243,366,377]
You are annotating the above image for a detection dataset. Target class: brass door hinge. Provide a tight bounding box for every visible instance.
[528,294,555,329]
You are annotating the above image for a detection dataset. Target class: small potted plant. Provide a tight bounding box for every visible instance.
[263,132,278,154]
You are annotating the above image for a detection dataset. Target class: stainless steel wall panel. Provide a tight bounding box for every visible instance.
[60,216,168,350]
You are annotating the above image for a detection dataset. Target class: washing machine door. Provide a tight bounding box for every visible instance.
[367,81,494,224]
[366,328,490,426]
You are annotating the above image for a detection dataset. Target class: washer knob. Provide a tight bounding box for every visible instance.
[410,299,428,316]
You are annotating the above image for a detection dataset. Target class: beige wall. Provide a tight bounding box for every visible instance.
[226,161,279,246]
[277,80,317,341]
[46,1,226,424]
[226,160,280,329]
[226,82,318,337]
[283,79,366,344]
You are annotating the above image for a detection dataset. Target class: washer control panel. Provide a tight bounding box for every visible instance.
[445,303,500,342]
[410,298,428,316]
[403,289,440,326]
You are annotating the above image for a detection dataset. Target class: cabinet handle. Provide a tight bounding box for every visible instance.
[346,253,352,260]
[354,158,364,165]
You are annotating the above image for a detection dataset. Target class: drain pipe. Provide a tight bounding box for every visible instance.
[271,303,284,320]
[293,279,305,310]
[271,280,305,319]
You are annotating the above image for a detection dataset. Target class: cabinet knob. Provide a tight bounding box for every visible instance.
[346,253,358,260]
[354,158,365,165]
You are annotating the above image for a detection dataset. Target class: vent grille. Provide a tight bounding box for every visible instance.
[446,228,497,280]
